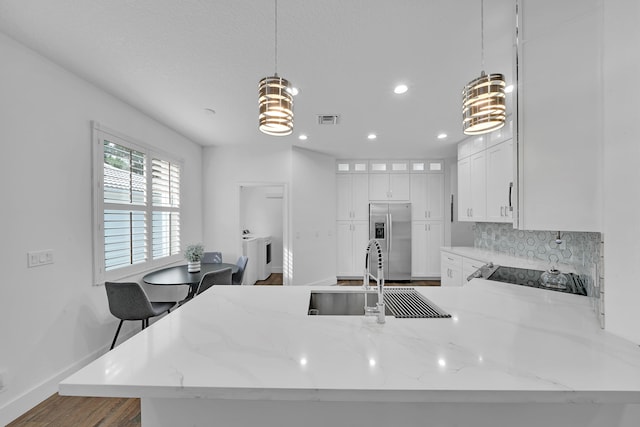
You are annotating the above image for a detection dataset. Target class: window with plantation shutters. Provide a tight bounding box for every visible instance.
[151,158,181,259]
[92,123,182,284]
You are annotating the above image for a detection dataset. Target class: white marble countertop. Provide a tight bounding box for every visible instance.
[441,246,578,273]
[60,282,640,403]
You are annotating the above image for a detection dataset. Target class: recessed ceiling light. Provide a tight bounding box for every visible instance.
[437,133,448,140]
[367,133,377,140]
[394,84,408,94]
[505,84,514,93]
[298,134,308,141]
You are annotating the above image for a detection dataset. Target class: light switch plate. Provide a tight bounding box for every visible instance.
[27,250,54,268]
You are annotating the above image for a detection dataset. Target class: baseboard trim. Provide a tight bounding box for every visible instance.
[0,329,136,425]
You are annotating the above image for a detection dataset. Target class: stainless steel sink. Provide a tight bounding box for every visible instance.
[308,291,391,316]
[308,288,451,318]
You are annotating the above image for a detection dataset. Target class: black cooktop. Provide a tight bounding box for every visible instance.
[486,266,587,296]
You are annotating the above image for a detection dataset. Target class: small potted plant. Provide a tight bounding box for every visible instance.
[184,243,204,273]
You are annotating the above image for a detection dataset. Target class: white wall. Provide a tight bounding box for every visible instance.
[603,0,640,344]
[240,186,284,272]
[0,34,203,425]
[202,144,291,266]
[290,148,337,286]
[202,145,337,286]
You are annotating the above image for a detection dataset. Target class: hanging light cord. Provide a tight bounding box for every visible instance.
[480,0,485,71]
[274,0,278,75]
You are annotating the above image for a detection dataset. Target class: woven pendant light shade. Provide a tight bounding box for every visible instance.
[462,71,506,135]
[258,75,294,136]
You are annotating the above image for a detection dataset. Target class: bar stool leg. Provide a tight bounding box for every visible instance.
[110,320,124,350]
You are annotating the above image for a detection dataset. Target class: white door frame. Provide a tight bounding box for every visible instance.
[237,182,290,286]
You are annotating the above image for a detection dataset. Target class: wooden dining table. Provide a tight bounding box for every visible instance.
[143,263,239,300]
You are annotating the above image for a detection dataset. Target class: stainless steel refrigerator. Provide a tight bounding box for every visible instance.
[369,203,412,281]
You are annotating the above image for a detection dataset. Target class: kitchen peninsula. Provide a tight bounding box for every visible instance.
[60,282,640,427]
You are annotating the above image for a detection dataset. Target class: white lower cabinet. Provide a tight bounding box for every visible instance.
[336,221,369,277]
[411,221,443,277]
[440,252,463,287]
[440,251,489,287]
[462,257,487,281]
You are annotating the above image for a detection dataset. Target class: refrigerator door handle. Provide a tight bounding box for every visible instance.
[388,213,393,252]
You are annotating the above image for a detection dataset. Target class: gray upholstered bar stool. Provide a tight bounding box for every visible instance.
[105,282,175,350]
[232,256,249,285]
[196,267,233,295]
[202,251,222,263]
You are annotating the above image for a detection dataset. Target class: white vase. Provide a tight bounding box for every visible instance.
[187,261,201,273]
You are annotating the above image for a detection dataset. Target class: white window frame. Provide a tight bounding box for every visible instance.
[91,122,183,285]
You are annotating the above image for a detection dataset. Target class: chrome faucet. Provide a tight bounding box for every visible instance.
[363,239,385,324]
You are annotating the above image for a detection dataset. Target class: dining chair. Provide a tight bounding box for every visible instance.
[104,282,175,350]
[232,256,249,285]
[196,267,233,295]
[202,251,222,264]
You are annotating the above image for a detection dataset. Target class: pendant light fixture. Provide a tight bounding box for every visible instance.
[462,0,506,135]
[258,0,294,136]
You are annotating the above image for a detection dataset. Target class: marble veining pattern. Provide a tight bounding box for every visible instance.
[60,284,640,403]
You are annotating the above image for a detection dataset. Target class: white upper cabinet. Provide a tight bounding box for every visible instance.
[411,173,444,221]
[516,0,602,232]
[458,149,487,222]
[336,173,369,221]
[369,173,410,201]
[486,139,513,223]
[427,174,444,221]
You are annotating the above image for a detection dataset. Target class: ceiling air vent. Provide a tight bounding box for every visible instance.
[317,114,340,125]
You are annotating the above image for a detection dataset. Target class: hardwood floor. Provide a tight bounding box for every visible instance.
[254,273,284,285]
[7,393,140,427]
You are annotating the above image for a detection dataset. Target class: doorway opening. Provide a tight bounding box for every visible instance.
[238,183,289,286]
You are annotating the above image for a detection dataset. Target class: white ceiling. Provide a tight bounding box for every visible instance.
[0,0,514,159]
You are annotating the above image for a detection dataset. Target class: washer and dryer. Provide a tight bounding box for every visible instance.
[257,236,272,281]
[242,234,272,282]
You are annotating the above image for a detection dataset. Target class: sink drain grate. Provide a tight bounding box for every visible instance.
[382,288,451,319]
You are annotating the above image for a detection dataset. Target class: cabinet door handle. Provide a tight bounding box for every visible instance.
[470,208,473,217]
[428,211,431,218]
[425,224,428,232]
[508,182,513,209]
[425,211,428,219]
[500,206,504,217]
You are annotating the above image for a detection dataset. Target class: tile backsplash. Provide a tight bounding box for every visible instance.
[473,223,603,327]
